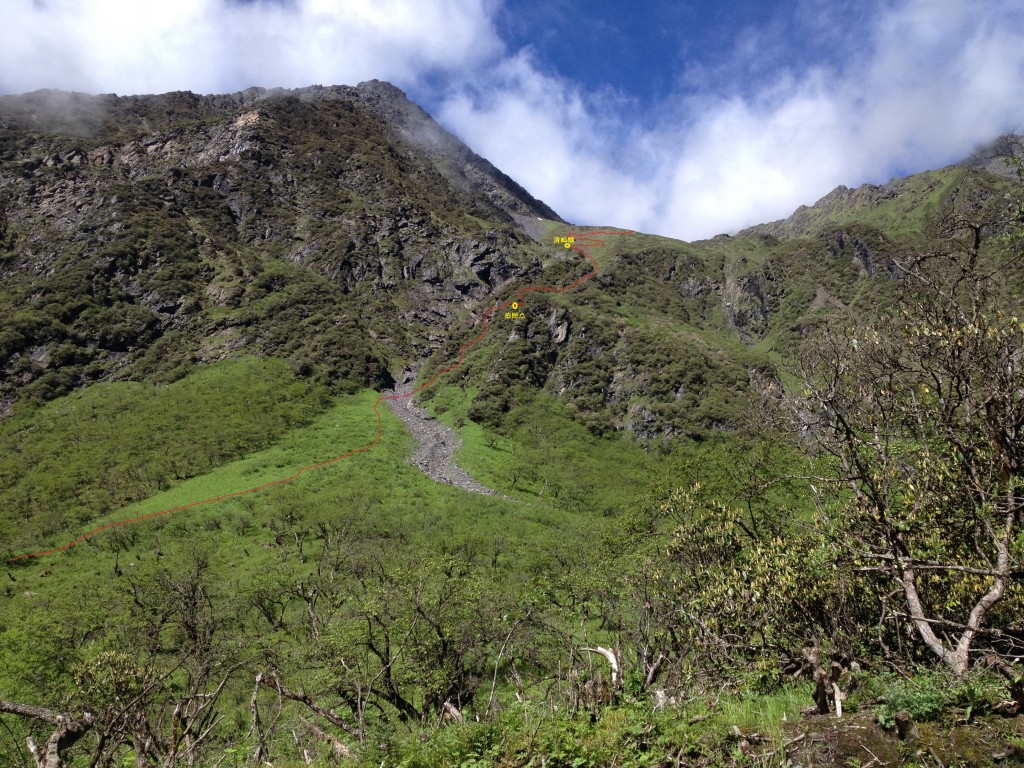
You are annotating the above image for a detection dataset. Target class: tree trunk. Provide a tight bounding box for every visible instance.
[897,507,1015,675]
[0,700,94,768]
[584,647,622,699]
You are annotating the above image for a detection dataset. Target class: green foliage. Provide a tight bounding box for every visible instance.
[864,669,1009,729]
[860,671,1003,729]
[872,676,948,729]
[661,485,862,668]
[383,702,686,768]
[2,89,1021,768]
[72,650,146,710]
[0,358,330,552]
[373,685,819,768]
[0,593,86,705]
[797,296,1024,670]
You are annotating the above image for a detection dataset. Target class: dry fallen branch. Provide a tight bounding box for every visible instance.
[298,715,351,758]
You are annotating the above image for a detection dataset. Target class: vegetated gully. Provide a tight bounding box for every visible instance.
[8,230,633,562]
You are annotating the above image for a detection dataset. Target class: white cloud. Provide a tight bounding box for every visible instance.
[659,77,849,237]
[0,0,501,95]
[437,0,1024,239]
[439,52,657,230]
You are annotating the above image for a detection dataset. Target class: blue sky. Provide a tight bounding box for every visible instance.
[494,0,864,109]
[2,0,1023,239]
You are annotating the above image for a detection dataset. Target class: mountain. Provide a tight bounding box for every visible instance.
[0,82,563,415]
[741,135,1023,241]
[0,81,561,225]
[1,84,1019,438]
[346,80,563,232]
[2,85,1023,768]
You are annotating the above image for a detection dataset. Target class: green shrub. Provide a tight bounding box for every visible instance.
[868,668,1011,728]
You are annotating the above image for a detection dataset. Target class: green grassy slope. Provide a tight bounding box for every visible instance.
[2,345,678,575]
[745,165,1018,241]
[0,358,331,552]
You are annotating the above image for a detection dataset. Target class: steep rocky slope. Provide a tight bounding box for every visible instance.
[0,83,555,413]
[1,84,1018,443]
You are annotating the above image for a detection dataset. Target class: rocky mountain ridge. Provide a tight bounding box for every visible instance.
[1,83,1019,443]
[741,134,1022,241]
[0,82,554,413]
[0,80,562,230]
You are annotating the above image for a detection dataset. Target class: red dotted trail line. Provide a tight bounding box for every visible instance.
[8,230,633,562]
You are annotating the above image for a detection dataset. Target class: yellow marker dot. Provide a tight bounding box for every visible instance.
[511,302,519,310]
[564,242,571,248]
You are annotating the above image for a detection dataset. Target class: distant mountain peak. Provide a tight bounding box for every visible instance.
[0,81,564,233]
[225,80,564,230]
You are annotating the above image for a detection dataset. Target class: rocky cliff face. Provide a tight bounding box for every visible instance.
[343,80,563,231]
[0,82,562,227]
[0,84,551,412]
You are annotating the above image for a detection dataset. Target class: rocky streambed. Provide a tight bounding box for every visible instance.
[384,382,496,496]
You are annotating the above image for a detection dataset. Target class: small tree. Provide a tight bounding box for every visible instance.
[793,194,1024,674]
